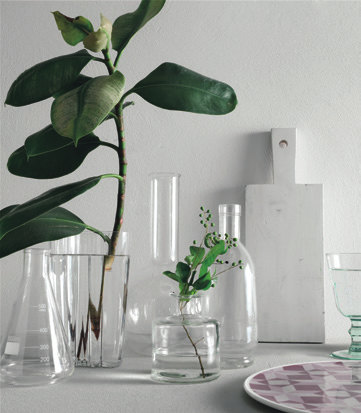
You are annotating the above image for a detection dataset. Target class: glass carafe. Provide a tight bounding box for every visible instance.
[126,172,180,356]
[205,204,257,369]
[1,248,74,386]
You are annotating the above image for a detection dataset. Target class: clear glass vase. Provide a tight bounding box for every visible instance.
[1,248,74,386]
[205,204,257,369]
[151,294,221,383]
[126,172,180,356]
[50,231,129,368]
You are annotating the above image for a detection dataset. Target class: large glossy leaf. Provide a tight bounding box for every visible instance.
[5,50,95,107]
[112,0,166,54]
[51,71,125,144]
[7,125,101,179]
[52,12,93,46]
[0,206,86,258]
[0,176,103,240]
[53,74,92,99]
[126,62,238,115]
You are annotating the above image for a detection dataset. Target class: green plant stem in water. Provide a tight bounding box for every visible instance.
[180,300,206,379]
[80,48,128,350]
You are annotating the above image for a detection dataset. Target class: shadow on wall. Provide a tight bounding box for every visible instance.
[210,131,273,242]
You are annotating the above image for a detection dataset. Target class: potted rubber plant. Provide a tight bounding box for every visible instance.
[0,0,237,366]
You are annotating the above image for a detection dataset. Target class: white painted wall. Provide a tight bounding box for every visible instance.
[1,0,360,344]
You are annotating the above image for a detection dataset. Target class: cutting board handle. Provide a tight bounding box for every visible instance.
[272,128,296,185]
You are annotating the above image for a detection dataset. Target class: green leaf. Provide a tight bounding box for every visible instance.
[0,206,86,258]
[7,125,101,179]
[192,271,212,291]
[0,175,104,240]
[53,74,92,99]
[83,29,108,53]
[5,50,95,107]
[184,255,192,266]
[175,262,191,283]
[163,271,180,283]
[51,71,125,143]
[189,246,205,268]
[179,282,187,295]
[52,12,93,46]
[199,240,226,277]
[112,0,166,54]
[126,62,238,115]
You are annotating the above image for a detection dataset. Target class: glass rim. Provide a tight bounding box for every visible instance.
[149,172,181,178]
[326,252,361,270]
[49,252,130,258]
[218,204,242,216]
[24,247,51,254]
[170,292,203,299]
[326,253,361,256]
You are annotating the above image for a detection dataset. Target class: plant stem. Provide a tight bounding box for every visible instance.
[180,300,206,379]
[101,48,127,257]
[98,140,119,152]
[87,48,128,345]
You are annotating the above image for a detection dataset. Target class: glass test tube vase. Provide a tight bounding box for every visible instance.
[126,172,180,356]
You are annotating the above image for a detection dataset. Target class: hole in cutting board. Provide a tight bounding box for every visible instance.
[279,140,288,148]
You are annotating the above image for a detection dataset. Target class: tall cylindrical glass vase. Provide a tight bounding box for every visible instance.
[126,172,180,356]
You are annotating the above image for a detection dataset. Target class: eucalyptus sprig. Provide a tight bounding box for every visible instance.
[163,207,243,297]
[163,206,243,379]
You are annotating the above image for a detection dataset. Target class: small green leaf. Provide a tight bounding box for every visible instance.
[112,0,166,54]
[175,262,191,283]
[5,50,94,107]
[52,12,93,46]
[193,271,212,291]
[199,240,227,277]
[189,246,205,268]
[185,255,193,266]
[0,207,86,258]
[83,29,108,53]
[163,271,180,283]
[203,240,227,266]
[51,71,125,143]
[0,176,104,240]
[72,16,94,33]
[126,62,238,115]
[7,125,101,179]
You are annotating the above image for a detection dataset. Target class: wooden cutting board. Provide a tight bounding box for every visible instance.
[245,128,324,343]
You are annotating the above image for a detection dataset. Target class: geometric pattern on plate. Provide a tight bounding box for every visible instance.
[246,361,361,413]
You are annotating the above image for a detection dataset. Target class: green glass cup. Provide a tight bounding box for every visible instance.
[326,253,361,360]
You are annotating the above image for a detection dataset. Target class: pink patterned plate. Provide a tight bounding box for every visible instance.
[244,360,361,413]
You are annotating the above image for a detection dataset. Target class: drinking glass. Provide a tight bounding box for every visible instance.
[326,253,361,360]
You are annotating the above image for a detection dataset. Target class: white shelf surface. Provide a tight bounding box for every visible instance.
[0,342,349,413]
